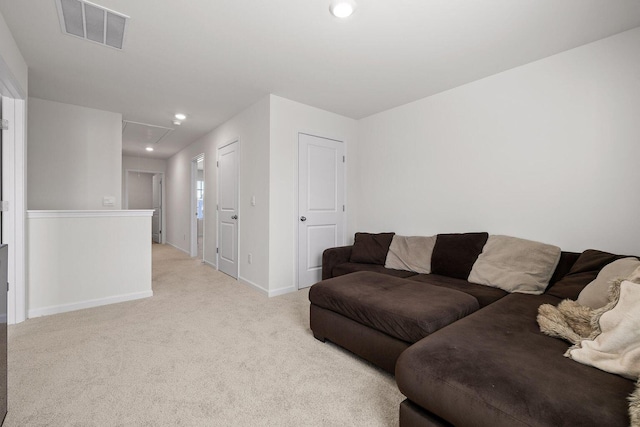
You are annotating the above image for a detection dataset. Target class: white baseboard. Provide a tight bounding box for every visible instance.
[165,241,189,255]
[28,290,153,318]
[268,286,297,297]
[238,276,268,296]
[237,276,296,298]
[203,259,217,269]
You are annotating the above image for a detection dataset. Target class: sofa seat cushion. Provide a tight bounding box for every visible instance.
[309,271,479,343]
[332,262,418,278]
[408,273,507,308]
[396,293,635,427]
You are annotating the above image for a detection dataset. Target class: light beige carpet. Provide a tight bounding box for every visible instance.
[5,244,404,426]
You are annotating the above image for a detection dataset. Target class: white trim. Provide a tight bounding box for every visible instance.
[166,241,190,255]
[27,210,154,219]
[203,259,217,269]
[28,290,153,318]
[13,99,26,322]
[238,276,294,298]
[2,97,27,324]
[238,276,268,296]
[190,154,205,258]
[268,286,296,298]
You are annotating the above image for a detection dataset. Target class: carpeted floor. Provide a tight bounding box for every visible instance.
[5,244,403,426]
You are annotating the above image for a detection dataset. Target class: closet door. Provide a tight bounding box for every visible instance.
[297,133,345,289]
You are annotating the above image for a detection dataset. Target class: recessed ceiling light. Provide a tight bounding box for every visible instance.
[174,113,186,120]
[330,0,357,18]
[145,147,154,152]
[173,120,182,126]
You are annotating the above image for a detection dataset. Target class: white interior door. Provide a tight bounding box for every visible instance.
[217,141,239,278]
[298,133,345,289]
[151,174,162,243]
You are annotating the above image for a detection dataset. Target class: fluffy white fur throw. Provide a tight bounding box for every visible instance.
[568,280,640,380]
[630,381,640,427]
[537,278,640,426]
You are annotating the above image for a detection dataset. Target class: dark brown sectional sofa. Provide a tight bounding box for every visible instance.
[309,233,637,427]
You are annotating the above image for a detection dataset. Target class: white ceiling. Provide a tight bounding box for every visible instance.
[2,0,640,159]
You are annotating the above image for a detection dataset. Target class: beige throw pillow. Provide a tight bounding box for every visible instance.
[384,235,436,274]
[567,280,640,380]
[577,258,640,309]
[468,235,561,294]
[626,265,640,284]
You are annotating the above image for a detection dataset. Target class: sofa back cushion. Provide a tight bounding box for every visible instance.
[468,235,561,295]
[549,251,581,286]
[384,235,436,273]
[431,232,488,279]
[576,257,640,309]
[349,232,395,265]
[546,249,628,300]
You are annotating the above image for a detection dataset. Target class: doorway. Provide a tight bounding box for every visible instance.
[151,174,162,244]
[297,133,345,289]
[190,155,205,260]
[217,141,239,278]
[124,170,164,243]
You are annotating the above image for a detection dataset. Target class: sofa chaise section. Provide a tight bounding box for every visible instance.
[395,248,639,427]
[395,292,636,427]
[310,271,480,373]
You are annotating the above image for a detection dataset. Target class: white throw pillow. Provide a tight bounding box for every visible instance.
[384,235,436,274]
[577,258,640,309]
[568,280,640,380]
[468,235,561,294]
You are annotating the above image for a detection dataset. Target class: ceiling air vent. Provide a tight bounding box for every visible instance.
[56,0,129,49]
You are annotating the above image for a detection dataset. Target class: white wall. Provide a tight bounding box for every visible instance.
[356,27,640,255]
[165,138,206,253]
[0,10,27,98]
[27,211,153,317]
[166,95,358,295]
[28,98,122,210]
[122,155,167,173]
[127,172,153,209]
[269,95,358,294]
[122,156,166,209]
[165,95,271,294]
[0,10,28,324]
[122,155,167,200]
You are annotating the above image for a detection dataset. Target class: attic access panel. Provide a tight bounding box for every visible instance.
[122,121,174,146]
[56,0,129,49]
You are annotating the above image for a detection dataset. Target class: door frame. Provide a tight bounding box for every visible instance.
[123,169,165,244]
[2,43,29,324]
[190,154,205,259]
[1,96,26,324]
[295,131,347,290]
[216,138,240,276]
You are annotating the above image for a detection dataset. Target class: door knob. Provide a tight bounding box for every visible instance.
[300,216,306,222]
[231,215,238,220]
